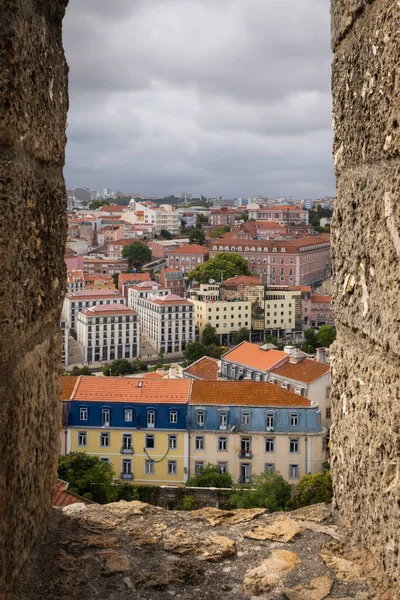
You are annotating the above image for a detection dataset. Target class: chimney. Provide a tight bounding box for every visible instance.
[284,345,296,356]
[316,347,326,363]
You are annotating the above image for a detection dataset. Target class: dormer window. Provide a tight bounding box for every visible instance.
[170,410,178,424]
[219,412,227,430]
[241,411,250,426]
[147,410,155,428]
[124,408,133,422]
[290,412,299,427]
[80,407,88,421]
[101,408,110,427]
[266,412,275,431]
[196,411,205,427]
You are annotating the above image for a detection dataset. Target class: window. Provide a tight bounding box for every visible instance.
[241,411,250,426]
[326,407,331,419]
[124,408,133,422]
[218,462,228,473]
[170,410,178,424]
[100,432,110,447]
[145,434,155,449]
[194,461,204,475]
[102,408,110,427]
[122,434,132,450]
[294,387,302,396]
[122,459,132,475]
[219,412,227,430]
[265,463,275,473]
[168,461,177,475]
[266,412,275,430]
[145,460,154,475]
[196,411,205,427]
[290,438,299,453]
[290,413,299,427]
[147,410,155,428]
[265,438,275,453]
[168,435,177,450]
[78,431,87,447]
[80,407,88,421]
[218,437,228,451]
[194,436,204,451]
[289,464,299,479]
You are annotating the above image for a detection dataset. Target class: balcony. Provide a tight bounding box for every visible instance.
[239,450,252,459]
[120,447,133,454]
[120,473,133,480]
[238,476,251,484]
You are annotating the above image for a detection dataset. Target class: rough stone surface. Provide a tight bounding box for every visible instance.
[14,502,397,599]
[244,517,302,543]
[0,1,68,597]
[331,0,400,591]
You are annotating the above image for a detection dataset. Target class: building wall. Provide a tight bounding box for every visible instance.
[168,251,209,273]
[331,0,400,588]
[0,1,68,596]
[192,299,252,336]
[76,312,139,363]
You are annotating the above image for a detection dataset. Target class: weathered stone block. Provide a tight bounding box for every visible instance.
[331,0,372,49]
[0,0,68,597]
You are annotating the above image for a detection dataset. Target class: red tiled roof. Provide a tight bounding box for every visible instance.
[53,480,94,507]
[72,376,190,404]
[62,376,79,400]
[65,289,124,300]
[270,358,330,384]
[190,380,311,407]
[254,221,285,229]
[119,272,151,284]
[168,244,209,255]
[224,275,261,286]
[81,303,136,316]
[223,342,288,372]
[183,356,220,381]
[100,205,124,212]
[152,294,193,306]
[311,294,332,303]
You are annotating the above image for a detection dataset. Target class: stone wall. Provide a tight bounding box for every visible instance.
[330,0,400,589]
[0,0,68,597]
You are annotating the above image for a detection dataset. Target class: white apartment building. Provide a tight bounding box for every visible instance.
[60,318,69,367]
[155,205,180,235]
[123,200,156,230]
[63,289,126,330]
[76,304,139,363]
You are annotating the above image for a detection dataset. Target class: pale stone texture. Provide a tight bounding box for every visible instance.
[331,0,400,591]
[0,0,68,597]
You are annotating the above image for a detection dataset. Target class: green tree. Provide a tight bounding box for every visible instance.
[160,229,173,239]
[111,273,119,288]
[204,344,224,359]
[233,327,250,345]
[186,464,233,488]
[156,348,164,369]
[228,471,292,512]
[189,228,206,246]
[317,325,336,347]
[264,334,278,345]
[121,241,152,271]
[286,472,333,509]
[209,225,230,238]
[195,213,208,228]
[202,323,219,346]
[180,219,187,232]
[70,365,93,376]
[58,453,118,504]
[302,328,319,353]
[188,252,251,284]
[89,199,110,210]
[184,342,207,364]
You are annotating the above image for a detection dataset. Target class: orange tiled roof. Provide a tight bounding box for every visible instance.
[224,275,261,286]
[119,272,151,284]
[168,244,209,255]
[311,294,332,304]
[190,380,311,407]
[183,356,219,381]
[152,294,193,305]
[222,342,288,372]
[72,376,190,404]
[65,289,124,300]
[53,480,94,507]
[100,205,124,212]
[81,303,136,316]
[62,376,79,400]
[270,358,330,384]
[254,221,285,229]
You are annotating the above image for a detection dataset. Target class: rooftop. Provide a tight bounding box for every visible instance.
[65,289,124,300]
[61,376,78,400]
[271,358,330,384]
[71,376,190,404]
[222,342,288,372]
[311,294,332,303]
[190,380,311,407]
[119,272,151,284]
[183,356,220,381]
[80,303,136,317]
[152,294,193,306]
[224,275,261,286]
[168,244,209,255]
[52,480,94,508]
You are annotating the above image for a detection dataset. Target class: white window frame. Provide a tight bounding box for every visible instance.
[290,413,299,427]
[265,438,275,453]
[241,411,251,426]
[168,460,177,475]
[147,410,155,428]
[290,438,299,453]
[145,434,155,449]
[194,436,204,451]
[196,411,205,427]
[168,435,177,450]
[101,408,110,427]
[78,431,87,447]
[170,410,178,424]
[145,460,155,475]
[265,412,275,431]
[122,433,132,449]
[122,458,132,475]
[194,461,204,475]
[219,412,227,430]
[218,436,228,451]
[80,407,88,421]
[124,408,133,422]
[218,462,228,473]
[100,432,110,447]
[99,457,110,464]
[289,464,299,479]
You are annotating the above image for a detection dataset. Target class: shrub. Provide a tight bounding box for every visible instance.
[180,496,196,511]
[228,471,292,512]
[186,464,233,488]
[286,472,333,509]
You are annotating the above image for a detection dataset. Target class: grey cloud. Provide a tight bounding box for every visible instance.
[63,0,334,197]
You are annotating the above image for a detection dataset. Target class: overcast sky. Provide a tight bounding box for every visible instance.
[63,0,334,198]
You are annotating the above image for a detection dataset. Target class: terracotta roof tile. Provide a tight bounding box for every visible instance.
[72,376,190,404]
[222,342,288,372]
[190,381,311,407]
[62,376,79,400]
[311,294,332,303]
[224,275,261,286]
[119,273,151,284]
[152,294,193,305]
[183,356,220,381]
[80,303,136,316]
[168,244,209,255]
[53,480,94,507]
[270,358,330,384]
